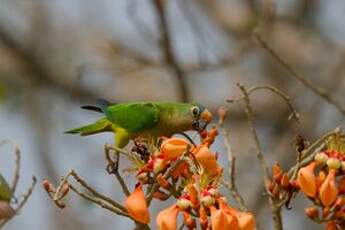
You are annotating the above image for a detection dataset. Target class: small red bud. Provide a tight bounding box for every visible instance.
[42,179,55,193]
[304,206,319,219]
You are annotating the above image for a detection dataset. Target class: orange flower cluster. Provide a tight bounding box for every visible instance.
[267,162,299,204]
[297,135,345,229]
[124,128,256,229]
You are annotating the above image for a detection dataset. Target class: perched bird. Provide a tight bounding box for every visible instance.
[66,100,212,148]
[0,173,12,202]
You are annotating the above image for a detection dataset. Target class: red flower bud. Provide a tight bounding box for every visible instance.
[304,206,319,219]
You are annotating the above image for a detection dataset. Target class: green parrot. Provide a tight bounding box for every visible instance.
[66,100,213,148]
[0,173,12,202]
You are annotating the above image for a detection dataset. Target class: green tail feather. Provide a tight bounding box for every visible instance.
[65,118,112,136]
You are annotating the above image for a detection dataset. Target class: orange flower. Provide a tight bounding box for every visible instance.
[218,199,255,230]
[326,221,338,230]
[125,186,150,224]
[319,169,339,206]
[272,162,283,183]
[194,146,219,172]
[201,128,218,147]
[297,162,317,197]
[182,211,196,229]
[237,212,256,230]
[156,205,179,230]
[188,184,199,207]
[171,162,189,179]
[160,138,191,160]
[210,206,239,230]
[199,205,208,229]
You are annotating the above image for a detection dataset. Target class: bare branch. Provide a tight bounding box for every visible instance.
[237,83,283,230]
[228,84,300,123]
[254,31,345,116]
[0,140,20,194]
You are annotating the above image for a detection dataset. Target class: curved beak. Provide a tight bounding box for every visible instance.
[192,109,213,132]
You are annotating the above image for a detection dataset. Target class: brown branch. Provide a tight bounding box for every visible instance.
[237,83,283,230]
[151,0,189,102]
[104,145,131,196]
[0,140,20,194]
[228,84,300,123]
[69,185,128,217]
[254,31,345,116]
[219,122,247,211]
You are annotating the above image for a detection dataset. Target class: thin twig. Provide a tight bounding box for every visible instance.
[219,122,247,211]
[227,85,300,123]
[254,31,345,116]
[0,140,21,194]
[69,170,128,213]
[69,185,128,217]
[104,145,131,196]
[237,83,283,230]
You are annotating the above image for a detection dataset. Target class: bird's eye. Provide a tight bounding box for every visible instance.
[190,106,200,117]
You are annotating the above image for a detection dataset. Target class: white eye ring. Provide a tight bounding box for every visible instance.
[190,106,200,117]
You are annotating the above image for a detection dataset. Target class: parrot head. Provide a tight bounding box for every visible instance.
[189,104,213,132]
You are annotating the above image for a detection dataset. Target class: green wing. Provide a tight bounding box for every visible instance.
[105,102,159,133]
[0,173,12,202]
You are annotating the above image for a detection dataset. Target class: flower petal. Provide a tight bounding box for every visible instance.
[297,162,317,197]
[319,169,339,206]
[125,186,150,224]
[156,205,179,230]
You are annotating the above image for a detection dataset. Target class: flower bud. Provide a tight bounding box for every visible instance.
[183,211,196,230]
[208,188,219,197]
[326,158,341,169]
[60,182,70,200]
[272,162,283,183]
[136,172,149,184]
[217,106,228,125]
[334,197,345,209]
[304,206,319,219]
[125,186,150,224]
[201,195,215,207]
[319,169,339,206]
[156,205,179,230]
[280,173,290,189]
[322,207,330,217]
[326,221,337,230]
[157,174,170,189]
[153,158,166,174]
[153,191,170,201]
[177,197,192,210]
[160,138,190,160]
[297,162,317,197]
[237,211,256,230]
[42,179,55,193]
[314,152,328,163]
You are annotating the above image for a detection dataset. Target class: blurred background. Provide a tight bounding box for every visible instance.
[0,0,345,229]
